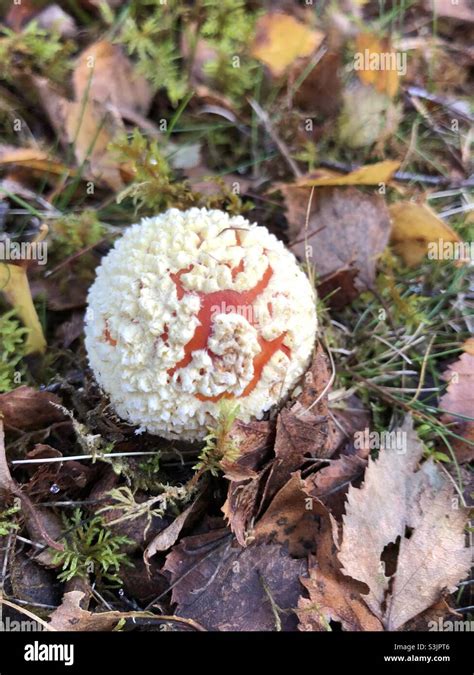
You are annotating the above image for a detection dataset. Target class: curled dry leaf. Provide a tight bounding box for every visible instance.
[297,515,383,632]
[389,201,464,267]
[223,345,336,546]
[284,186,391,308]
[144,498,199,561]
[0,146,75,178]
[263,343,337,502]
[0,386,67,431]
[220,419,274,481]
[301,454,367,517]
[250,12,324,77]
[48,590,184,632]
[0,420,63,553]
[337,416,471,630]
[291,50,342,117]
[253,472,324,556]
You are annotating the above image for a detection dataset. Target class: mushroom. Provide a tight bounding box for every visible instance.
[85,208,317,440]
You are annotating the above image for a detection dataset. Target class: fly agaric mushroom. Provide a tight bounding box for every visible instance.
[85,208,317,440]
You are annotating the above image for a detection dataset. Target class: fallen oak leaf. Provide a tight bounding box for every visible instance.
[337,416,471,630]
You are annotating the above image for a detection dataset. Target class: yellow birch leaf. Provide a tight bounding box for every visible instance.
[389,202,463,267]
[295,160,400,187]
[355,33,400,98]
[251,13,324,77]
[0,264,46,355]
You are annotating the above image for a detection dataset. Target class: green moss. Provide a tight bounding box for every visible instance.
[113,129,250,215]
[195,400,240,476]
[0,310,28,393]
[51,210,106,259]
[0,504,20,536]
[200,0,260,102]
[51,508,132,585]
[118,4,187,105]
[0,22,74,83]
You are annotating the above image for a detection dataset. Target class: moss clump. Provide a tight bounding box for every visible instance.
[0,310,28,393]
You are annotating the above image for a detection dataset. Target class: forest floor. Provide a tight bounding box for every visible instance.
[0,0,472,633]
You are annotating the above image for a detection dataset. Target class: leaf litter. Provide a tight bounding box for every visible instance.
[0,0,471,634]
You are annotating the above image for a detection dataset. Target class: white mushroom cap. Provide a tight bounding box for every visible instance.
[85,208,317,440]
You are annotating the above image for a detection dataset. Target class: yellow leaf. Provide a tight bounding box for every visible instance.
[251,13,324,77]
[0,147,75,177]
[461,338,474,356]
[0,264,46,355]
[355,33,400,98]
[389,202,463,267]
[295,160,400,187]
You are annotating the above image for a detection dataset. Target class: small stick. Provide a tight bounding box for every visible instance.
[248,99,302,179]
[11,451,162,465]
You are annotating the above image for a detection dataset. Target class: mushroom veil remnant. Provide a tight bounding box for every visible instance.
[85,208,317,440]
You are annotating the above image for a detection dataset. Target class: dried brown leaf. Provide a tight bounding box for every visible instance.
[338,416,471,630]
[73,41,153,116]
[284,187,391,307]
[0,386,67,431]
[297,516,383,632]
[164,534,307,631]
